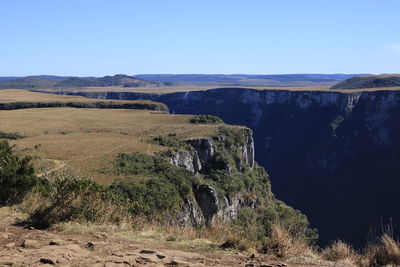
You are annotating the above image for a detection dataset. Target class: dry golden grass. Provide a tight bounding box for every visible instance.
[262,224,313,259]
[0,107,231,184]
[322,240,358,265]
[0,89,157,104]
[360,235,400,267]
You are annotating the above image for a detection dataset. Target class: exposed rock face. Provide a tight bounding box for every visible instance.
[188,139,215,165]
[178,198,204,226]
[238,132,255,170]
[194,185,220,222]
[170,132,258,225]
[62,88,400,246]
[193,185,257,224]
[220,192,257,220]
[169,134,255,175]
[169,150,201,173]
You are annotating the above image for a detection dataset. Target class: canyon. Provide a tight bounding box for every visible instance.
[59,88,400,246]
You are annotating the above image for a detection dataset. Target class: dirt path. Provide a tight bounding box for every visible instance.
[37,159,66,177]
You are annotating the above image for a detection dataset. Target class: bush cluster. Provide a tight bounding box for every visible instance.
[189,114,224,124]
[0,131,24,140]
[112,152,193,217]
[29,176,132,228]
[0,141,44,204]
[150,134,188,148]
[230,201,318,252]
[206,164,270,198]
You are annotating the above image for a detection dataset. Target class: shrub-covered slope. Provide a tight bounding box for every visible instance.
[331,75,400,89]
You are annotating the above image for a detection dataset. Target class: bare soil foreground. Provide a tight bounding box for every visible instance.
[0,207,336,267]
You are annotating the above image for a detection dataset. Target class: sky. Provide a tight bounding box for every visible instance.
[1,0,399,76]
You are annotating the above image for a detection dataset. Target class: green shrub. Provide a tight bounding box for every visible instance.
[0,131,25,140]
[111,177,182,217]
[233,201,317,246]
[116,153,192,195]
[150,134,187,148]
[215,127,248,147]
[228,201,318,253]
[206,170,245,196]
[0,141,39,204]
[112,152,194,217]
[190,114,224,124]
[28,176,132,228]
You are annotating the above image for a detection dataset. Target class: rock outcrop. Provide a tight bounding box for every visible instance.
[169,129,258,225]
[169,150,201,173]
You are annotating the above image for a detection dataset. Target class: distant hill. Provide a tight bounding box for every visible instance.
[0,77,57,89]
[0,74,157,89]
[55,74,157,87]
[331,75,400,89]
[135,74,363,87]
[0,77,23,82]
[0,75,69,82]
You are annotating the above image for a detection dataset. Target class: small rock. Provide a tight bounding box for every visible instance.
[86,242,94,249]
[258,265,274,267]
[28,226,35,230]
[166,260,179,266]
[22,239,41,249]
[245,264,254,267]
[156,254,166,259]
[139,249,156,254]
[40,258,55,264]
[49,239,63,246]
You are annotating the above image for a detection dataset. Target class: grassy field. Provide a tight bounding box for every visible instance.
[0,90,232,184]
[0,107,228,184]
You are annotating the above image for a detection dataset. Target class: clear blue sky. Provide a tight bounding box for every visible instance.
[1,0,399,76]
